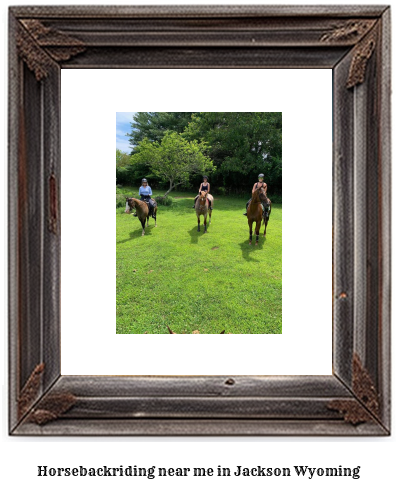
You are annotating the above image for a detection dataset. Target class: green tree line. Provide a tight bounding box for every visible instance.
[116,112,282,196]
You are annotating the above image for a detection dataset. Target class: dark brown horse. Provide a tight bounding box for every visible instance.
[247,186,271,245]
[195,191,213,233]
[125,197,157,236]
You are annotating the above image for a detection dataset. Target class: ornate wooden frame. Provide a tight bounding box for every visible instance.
[8,5,391,436]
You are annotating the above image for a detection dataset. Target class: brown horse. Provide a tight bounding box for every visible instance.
[125,197,157,236]
[247,186,271,245]
[195,191,213,233]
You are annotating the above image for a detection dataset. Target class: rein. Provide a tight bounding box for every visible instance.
[253,185,267,202]
[128,198,146,212]
[251,189,262,204]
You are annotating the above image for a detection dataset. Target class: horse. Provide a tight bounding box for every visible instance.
[247,186,271,245]
[195,191,213,233]
[125,197,157,236]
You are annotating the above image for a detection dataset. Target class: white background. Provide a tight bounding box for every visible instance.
[1,1,397,491]
[61,68,332,376]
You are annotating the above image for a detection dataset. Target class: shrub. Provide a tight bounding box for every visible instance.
[217,186,226,196]
[116,194,127,209]
[267,193,282,204]
[155,195,173,206]
[116,167,131,185]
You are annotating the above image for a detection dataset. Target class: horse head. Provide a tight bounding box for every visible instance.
[253,185,267,202]
[258,185,267,200]
[125,197,133,213]
[198,191,208,205]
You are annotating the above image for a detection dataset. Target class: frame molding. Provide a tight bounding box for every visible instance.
[8,5,391,436]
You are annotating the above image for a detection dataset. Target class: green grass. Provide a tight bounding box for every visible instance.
[116,188,282,334]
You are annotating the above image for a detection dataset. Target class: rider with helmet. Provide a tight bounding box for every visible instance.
[243,173,269,216]
[193,175,213,209]
[137,178,156,218]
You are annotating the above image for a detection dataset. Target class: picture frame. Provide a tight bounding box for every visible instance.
[8,5,391,436]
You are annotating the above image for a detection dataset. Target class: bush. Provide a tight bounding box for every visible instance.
[155,195,173,206]
[217,186,226,196]
[267,193,282,204]
[116,167,131,186]
[116,194,127,209]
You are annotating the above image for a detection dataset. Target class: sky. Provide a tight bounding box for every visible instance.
[116,112,136,153]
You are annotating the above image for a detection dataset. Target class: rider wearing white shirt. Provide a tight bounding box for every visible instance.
[137,178,156,218]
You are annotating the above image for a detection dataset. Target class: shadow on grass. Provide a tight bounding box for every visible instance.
[188,225,201,244]
[239,234,267,262]
[188,223,210,243]
[117,222,156,244]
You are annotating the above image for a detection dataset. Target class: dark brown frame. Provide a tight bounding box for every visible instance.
[9,5,391,436]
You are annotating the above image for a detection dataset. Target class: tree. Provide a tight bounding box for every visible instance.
[184,112,282,193]
[120,112,282,196]
[116,149,130,168]
[130,132,214,196]
[127,112,196,150]
[116,149,133,185]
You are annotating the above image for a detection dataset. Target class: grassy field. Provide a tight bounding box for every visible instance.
[116,188,282,334]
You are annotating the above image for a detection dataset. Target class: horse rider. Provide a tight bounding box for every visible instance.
[192,175,213,209]
[134,178,156,218]
[243,173,269,216]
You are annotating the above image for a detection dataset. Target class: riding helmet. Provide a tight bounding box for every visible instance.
[203,175,208,180]
[258,174,265,179]
[142,178,148,183]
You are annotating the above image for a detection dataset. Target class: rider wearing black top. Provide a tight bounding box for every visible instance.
[193,176,213,209]
[243,174,269,216]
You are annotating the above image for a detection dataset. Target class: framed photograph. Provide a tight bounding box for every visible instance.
[115,110,282,336]
[9,5,391,435]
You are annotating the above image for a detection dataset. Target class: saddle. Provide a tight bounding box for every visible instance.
[141,196,156,207]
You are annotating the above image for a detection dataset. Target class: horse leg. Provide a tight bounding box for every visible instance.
[141,219,146,236]
[197,215,201,232]
[255,219,261,245]
[204,214,207,233]
[208,208,212,225]
[154,209,157,227]
[264,218,268,237]
[146,215,149,227]
[249,220,253,244]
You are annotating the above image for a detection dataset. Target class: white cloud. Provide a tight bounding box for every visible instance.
[116,138,131,153]
[116,128,127,138]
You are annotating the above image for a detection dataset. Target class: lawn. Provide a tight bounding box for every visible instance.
[116,188,282,334]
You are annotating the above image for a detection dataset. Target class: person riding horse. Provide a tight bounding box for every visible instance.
[193,176,213,209]
[243,174,270,216]
[134,178,156,218]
